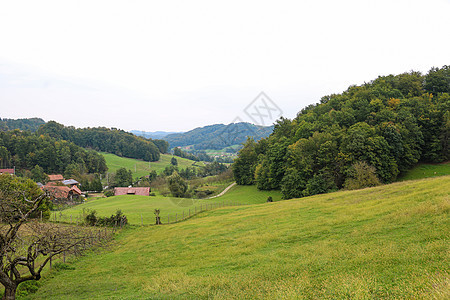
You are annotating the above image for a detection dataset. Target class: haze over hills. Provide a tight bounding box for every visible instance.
[130,130,182,139]
[162,122,274,150]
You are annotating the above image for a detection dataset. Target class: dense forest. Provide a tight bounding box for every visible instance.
[0,117,45,132]
[0,130,107,176]
[37,121,169,161]
[164,122,273,150]
[233,66,450,199]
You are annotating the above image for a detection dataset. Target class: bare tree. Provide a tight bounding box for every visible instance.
[0,189,108,300]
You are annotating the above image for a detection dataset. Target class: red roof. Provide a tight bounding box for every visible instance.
[114,187,150,196]
[71,185,82,195]
[0,169,14,175]
[48,174,64,181]
[42,185,71,198]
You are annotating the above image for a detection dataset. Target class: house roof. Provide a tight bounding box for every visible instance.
[42,185,71,198]
[0,169,14,175]
[62,179,79,185]
[70,185,82,195]
[48,174,64,181]
[114,187,150,196]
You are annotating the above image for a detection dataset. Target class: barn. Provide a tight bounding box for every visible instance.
[114,187,150,196]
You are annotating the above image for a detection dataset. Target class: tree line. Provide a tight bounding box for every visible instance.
[233,66,450,199]
[0,117,45,132]
[0,130,107,177]
[36,121,168,162]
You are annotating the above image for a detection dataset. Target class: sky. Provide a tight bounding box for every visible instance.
[0,0,449,132]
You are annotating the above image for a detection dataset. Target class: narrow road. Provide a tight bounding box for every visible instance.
[207,182,236,199]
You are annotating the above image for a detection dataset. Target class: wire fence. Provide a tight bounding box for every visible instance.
[165,201,242,225]
[50,200,244,226]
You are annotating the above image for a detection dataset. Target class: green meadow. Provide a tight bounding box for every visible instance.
[101,152,203,179]
[51,184,278,225]
[31,176,449,299]
[398,161,450,181]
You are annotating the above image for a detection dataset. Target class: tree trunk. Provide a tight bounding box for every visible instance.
[2,285,17,300]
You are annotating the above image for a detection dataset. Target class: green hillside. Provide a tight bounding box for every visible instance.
[398,161,450,181]
[30,176,449,299]
[51,184,278,225]
[102,152,203,179]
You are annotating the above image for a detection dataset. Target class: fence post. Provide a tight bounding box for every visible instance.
[141,214,143,226]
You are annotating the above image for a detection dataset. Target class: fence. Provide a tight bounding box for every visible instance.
[165,201,242,225]
[50,200,244,226]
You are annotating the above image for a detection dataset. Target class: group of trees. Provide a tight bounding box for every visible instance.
[233,66,450,199]
[162,161,228,180]
[0,117,45,132]
[0,130,107,176]
[37,121,168,162]
[173,147,214,162]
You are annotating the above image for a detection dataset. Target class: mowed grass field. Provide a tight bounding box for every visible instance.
[398,161,450,181]
[31,176,449,299]
[51,184,278,225]
[101,152,203,179]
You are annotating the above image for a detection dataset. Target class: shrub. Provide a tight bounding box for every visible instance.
[344,161,382,190]
[104,189,114,197]
[85,209,127,227]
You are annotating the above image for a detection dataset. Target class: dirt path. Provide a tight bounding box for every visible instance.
[207,182,236,199]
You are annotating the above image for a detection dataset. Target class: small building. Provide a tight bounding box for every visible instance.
[114,187,150,196]
[0,168,15,175]
[42,185,82,201]
[48,174,64,182]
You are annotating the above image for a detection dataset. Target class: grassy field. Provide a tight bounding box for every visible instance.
[101,152,203,179]
[30,176,449,299]
[398,161,450,181]
[51,184,278,225]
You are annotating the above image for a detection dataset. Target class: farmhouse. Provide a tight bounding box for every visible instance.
[42,185,82,201]
[114,187,150,196]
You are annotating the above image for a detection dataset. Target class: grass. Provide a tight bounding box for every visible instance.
[101,152,203,179]
[29,176,449,299]
[398,161,450,181]
[50,184,278,225]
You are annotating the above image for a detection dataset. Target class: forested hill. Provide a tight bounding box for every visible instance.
[164,122,274,150]
[233,66,450,199]
[0,117,45,132]
[37,121,169,162]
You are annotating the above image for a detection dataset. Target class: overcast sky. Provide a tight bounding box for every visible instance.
[1,0,449,132]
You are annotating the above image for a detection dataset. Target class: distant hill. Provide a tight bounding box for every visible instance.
[164,122,274,150]
[0,117,45,132]
[130,130,182,139]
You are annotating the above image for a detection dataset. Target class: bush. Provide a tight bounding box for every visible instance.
[344,161,381,190]
[84,209,128,227]
[104,189,114,197]
[16,280,40,297]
